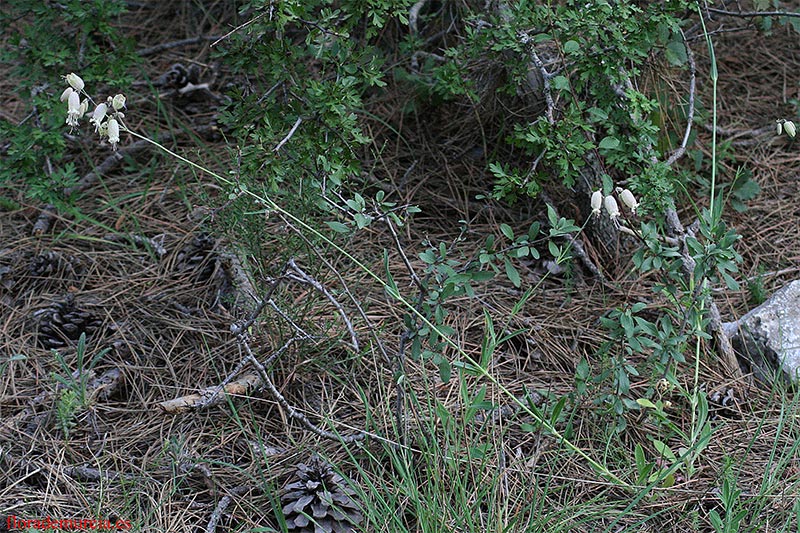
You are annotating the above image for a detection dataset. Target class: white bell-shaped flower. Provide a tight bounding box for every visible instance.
[591,190,603,217]
[784,120,796,138]
[65,73,84,92]
[619,189,639,214]
[91,103,108,132]
[60,87,74,103]
[604,195,620,220]
[777,121,783,135]
[66,90,82,127]
[107,117,120,150]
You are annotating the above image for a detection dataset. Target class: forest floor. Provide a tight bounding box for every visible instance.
[2,3,800,533]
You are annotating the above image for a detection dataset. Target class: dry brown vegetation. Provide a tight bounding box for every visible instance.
[2,2,800,532]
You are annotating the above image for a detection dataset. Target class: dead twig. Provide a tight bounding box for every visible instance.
[158,373,262,414]
[273,116,303,153]
[665,29,696,167]
[286,258,359,352]
[137,36,221,57]
[206,486,249,533]
[240,333,366,443]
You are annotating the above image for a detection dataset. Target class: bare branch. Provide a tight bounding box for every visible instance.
[137,36,220,57]
[273,116,303,153]
[706,7,800,18]
[206,486,249,533]
[240,335,366,443]
[286,258,359,352]
[666,29,696,167]
[519,33,556,125]
[409,0,430,35]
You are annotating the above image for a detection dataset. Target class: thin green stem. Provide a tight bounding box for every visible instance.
[698,3,719,218]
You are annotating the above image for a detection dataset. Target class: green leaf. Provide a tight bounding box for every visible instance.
[326,221,350,233]
[665,37,687,66]
[548,240,560,259]
[634,443,651,484]
[563,40,580,54]
[504,256,521,287]
[652,439,676,462]
[598,136,620,150]
[500,223,514,240]
[636,398,657,409]
[552,76,570,90]
[721,271,740,291]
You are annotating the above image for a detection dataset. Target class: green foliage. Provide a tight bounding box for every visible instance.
[0,0,136,205]
[413,0,691,207]
[708,459,748,533]
[50,332,110,438]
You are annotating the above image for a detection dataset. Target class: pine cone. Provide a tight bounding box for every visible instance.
[155,63,200,90]
[174,233,217,282]
[28,251,80,280]
[281,457,363,533]
[37,294,103,349]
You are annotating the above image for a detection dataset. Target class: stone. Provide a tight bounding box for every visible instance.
[722,280,800,383]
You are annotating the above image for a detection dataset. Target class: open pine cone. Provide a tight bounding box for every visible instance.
[281,457,363,533]
[36,294,103,349]
[173,233,217,282]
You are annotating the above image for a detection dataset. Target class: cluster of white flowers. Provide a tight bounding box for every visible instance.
[60,73,126,150]
[591,187,638,220]
[776,119,796,138]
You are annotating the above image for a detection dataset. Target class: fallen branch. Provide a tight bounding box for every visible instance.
[158,373,261,414]
[160,258,367,442]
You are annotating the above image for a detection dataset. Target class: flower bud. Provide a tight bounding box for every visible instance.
[591,190,603,216]
[65,73,84,92]
[777,120,783,135]
[784,120,796,138]
[112,94,126,111]
[604,195,620,220]
[619,189,638,214]
[107,117,120,149]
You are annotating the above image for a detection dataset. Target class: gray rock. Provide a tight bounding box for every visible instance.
[722,280,800,383]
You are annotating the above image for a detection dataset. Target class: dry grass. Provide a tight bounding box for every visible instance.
[2,3,800,533]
